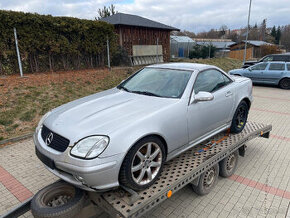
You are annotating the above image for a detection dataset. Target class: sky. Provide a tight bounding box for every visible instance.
[0,0,290,33]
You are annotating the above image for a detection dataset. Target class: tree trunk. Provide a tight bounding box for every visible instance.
[90,54,93,68]
[34,54,39,72]
[48,52,53,72]
[29,53,34,73]
[62,55,66,70]
[77,54,81,69]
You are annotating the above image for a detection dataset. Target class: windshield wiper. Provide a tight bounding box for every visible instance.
[131,90,162,97]
[118,85,132,93]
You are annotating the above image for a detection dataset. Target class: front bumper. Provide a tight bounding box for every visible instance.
[33,129,125,191]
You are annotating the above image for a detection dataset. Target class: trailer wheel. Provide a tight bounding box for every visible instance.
[31,180,85,218]
[192,164,219,196]
[219,150,239,178]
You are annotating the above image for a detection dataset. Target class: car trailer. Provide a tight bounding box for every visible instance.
[2,121,272,218]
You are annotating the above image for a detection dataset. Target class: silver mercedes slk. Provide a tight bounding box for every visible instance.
[34,63,253,191]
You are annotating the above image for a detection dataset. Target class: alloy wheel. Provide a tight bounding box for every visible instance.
[131,142,162,185]
[236,105,247,128]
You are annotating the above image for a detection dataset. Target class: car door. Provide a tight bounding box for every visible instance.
[187,69,235,143]
[244,63,268,82]
[262,63,286,84]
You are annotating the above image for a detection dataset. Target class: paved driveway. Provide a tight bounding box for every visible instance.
[0,85,289,218]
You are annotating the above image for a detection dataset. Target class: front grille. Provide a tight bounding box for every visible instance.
[41,125,70,152]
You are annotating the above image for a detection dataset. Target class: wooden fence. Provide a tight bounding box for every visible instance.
[229,47,253,60]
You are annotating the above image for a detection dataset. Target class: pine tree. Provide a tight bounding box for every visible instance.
[271,26,276,38]
[276,26,281,44]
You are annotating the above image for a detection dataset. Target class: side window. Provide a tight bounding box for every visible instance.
[251,63,268,70]
[269,63,285,71]
[287,64,290,71]
[263,56,273,62]
[194,69,231,94]
[273,56,288,61]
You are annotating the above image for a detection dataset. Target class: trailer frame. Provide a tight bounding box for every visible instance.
[2,121,272,218]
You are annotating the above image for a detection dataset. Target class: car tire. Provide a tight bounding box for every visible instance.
[31,180,85,218]
[230,101,249,133]
[219,150,239,178]
[279,78,290,89]
[119,136,166,191]
[192,164,219,196]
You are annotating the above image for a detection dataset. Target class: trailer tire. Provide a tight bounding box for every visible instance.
[219,150,239,178]
[192,164,219,196]
[31,180,85,218]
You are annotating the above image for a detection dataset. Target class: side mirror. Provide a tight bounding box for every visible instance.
[191,91,214,104]
[248,68,252,71]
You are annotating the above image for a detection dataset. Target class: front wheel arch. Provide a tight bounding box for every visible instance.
[241,97,251,109]
[127,133,168,158]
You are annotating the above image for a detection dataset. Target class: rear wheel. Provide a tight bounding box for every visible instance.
[279,78,290,89]
[192,164,219,196]
[230,101,249,133]
[219,150,239,177]
[119,136,166,191]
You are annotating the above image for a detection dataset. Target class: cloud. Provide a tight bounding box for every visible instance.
[0,0,290,32]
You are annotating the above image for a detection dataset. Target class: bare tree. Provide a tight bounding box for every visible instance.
[96,4,117,20]
[259,19,267,41]
[281,25,290,51]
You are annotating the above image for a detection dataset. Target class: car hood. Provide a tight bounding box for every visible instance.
[244,60,258,64]
[229,69,245,74]
[44,88,177,141]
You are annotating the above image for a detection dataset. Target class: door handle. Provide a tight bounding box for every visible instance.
[225,91,233,97]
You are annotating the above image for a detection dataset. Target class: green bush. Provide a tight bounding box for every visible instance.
[189,45,216,59]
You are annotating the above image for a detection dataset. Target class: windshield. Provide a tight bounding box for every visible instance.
[118,68,192,98]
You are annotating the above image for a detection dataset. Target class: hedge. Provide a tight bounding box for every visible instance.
[0,10,118,74]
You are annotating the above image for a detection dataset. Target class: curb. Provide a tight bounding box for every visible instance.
[0,133,34,146]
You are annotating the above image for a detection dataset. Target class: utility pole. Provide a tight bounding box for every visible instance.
[14,27,23,77]
[243,0,252,65]
[106,36,110,69]
[187,40,190,58]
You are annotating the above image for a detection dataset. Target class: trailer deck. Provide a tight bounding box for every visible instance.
[89,121,272,218]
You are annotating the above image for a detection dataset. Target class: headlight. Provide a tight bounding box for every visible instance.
[70,136,109,159]
[36,111,51,132]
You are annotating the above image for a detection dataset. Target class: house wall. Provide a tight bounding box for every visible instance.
[115,25,171,62]
[229,47,253,60]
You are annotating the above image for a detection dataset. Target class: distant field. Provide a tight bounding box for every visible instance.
[0,58,242,140]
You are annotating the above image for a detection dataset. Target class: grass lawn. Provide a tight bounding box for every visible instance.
[0,58,242,140]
